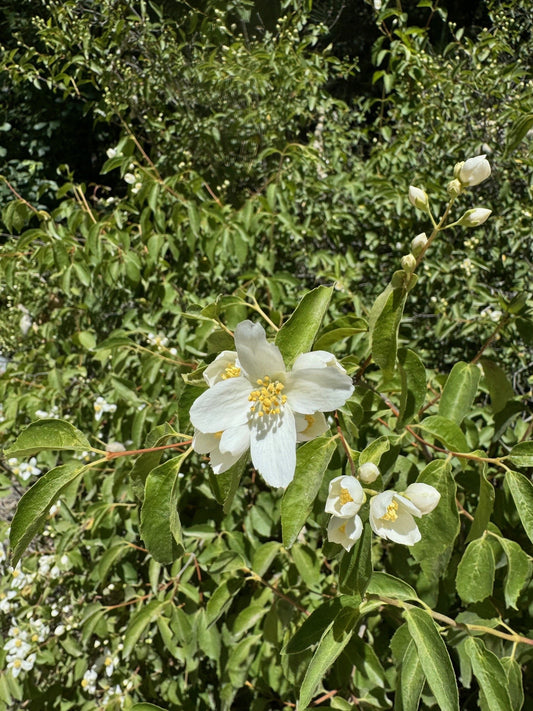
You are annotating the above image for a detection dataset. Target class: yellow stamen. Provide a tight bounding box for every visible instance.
[13,659,22,669]
[338,523,346,534]
[339,487,354,506]
[248,376,286,416]
[382,499,399,522]
[221,364,241,380]
[81,679,89,688]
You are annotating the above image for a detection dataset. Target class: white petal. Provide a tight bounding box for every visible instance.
[190,377,252,432]
[292,350,345,372]
[403,483,441,515]
[295,411,328,442]
[219,425,250,457]
[250,409,296,488]
[234,320,286,382]
[327,515,363,551]
[380,512,421,546]
[193,430,220,454]
[209,448,243,475]
[203,350,238,386]
[285,367,353,413]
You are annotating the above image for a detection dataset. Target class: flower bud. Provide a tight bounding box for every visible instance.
[401,254,416,273]
[358,462,380,484]
[447,178,462,197]
[457,208,492,227]
[408,186,429,211]
[453,161,464,179]
[410,232,428,257]
[458,154,491,187]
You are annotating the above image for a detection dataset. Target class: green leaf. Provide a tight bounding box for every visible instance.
[10,461,86,566]
[338,521,372,597]
[298,603,359,709]
[281,436,336,549]
[275,285,333,368]
[129,423,176,500]
[397,347,426,428]
[208,452,248,514]
[505,112,533,156]
[464,637,513,711]
[399,639,425,711]
[369,270,417,379]
[505,469,533,542]
[501,657,524,711]
[359,435,393,467]
[412,414,468,453]
[366,572,419,601]
[313,320,367,351]
[466,462,494,542]
[480,358,515,413]
[498,537,531,609]
[456,536,495,603]
[140,454,188,564]
[507,441,533,469]
[123,600,168,658]
[403,607,459,711]
[283,599,341,655]
[439,362,480,425]
[4,419,93,458]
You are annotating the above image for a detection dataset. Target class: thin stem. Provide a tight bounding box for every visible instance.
[105,442,193,460]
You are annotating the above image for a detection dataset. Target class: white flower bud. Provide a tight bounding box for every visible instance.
[124,173,136,184]
[457,208,492,227]
[106,148,117,159]
[458,154,491,187]
[402,483,440,514]
[325,476,365,518]
[410,232,428,257]
[447,178,463,197]
[408,186,429,211]
[358,462,380,484]
[401,254,417,273]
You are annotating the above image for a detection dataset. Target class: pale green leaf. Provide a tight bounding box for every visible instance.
[397,347,427,428]
[464,637,513,711]
[400,639,425,711]
[4,419,93,458]
[456,536,495,603]
[507,441,533,469]
[123,600,168,658]
[412,415,468,453]
[498,537,531,609]
[501,657,524,711]
[505,469,533,542]
[439,362,480,425]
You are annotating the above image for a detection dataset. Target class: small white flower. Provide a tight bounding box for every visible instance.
[369,483,440,545]
[4,637,31,657]
[106,148,117,159]
[327,515,363,551]
[358,462,380,484]
[124,172,136,184]
[458,208,492,228]
[103,651,119,677]
[458,154,491,187]
[0,590,17,613]
[54,624,65,636]
[408,186,429,211]
[81,667,98,694]
[7,653,36,678]
[94,396,117,422]
[325,476,365,517]
[190,321,354,488]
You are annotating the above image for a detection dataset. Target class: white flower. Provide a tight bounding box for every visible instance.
[17,457,41,481]
[7,653,36,678]
[103,651,119,677]
[124,172,136,184]
[94,396,117,422]
[190,321,354,488]
[0,590,17,613]
[4,637,31,657]
[325,476,365,517]
[358,462,380,484]
[327,515,363,551]
[147,332,168,348]
[458,154,491,187]
[458,208,492,228]
[81,667,98,694]
[106,148,117,159]
[369,483,440,545]
[408,186,429,211]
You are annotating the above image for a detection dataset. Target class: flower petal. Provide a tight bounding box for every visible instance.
[192,430,220,454]
[285,367,353,413]
[189,377,252,432]
[234,320,286,382]
[295,411,328,442]
[403,483,441,515]
[327,514,363,551]
[250,409,296,488]
[209,448,243,475]
[292,350,345,372]
[204,350,238,386]
[219,424,250,457]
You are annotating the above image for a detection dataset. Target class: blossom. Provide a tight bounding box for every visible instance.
[458,208,492,228]
[190,321,354,488]
[7,653,36,678]
[369,483,441,545]
[408,186,429,211]
[81,667,98,694]
[458,154,491,187]
[94,396,117,422]
[325,476,365,518]
[410,232,427,257]
[358,462,380,484]
[327,515,363,551]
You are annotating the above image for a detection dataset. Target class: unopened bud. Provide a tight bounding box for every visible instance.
[453,161,464,179]
[458,154,491,187]
[410,232,427,257]
[401,254,417,273]
[457,208,492,227]
[447,178,462,197]
[408,186,429,211]
[106,441,126,453]
[358,462,380,484]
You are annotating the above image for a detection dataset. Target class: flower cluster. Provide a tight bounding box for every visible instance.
[7,457,42,481]
[3,625,37,679]
[190,320,354,488]
[325,463,441,549]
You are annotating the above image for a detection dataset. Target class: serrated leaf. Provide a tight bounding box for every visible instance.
[10,461,86,566]
[412,414,468,453]
[281,436,336,549]
[464,637,513,711]
[298,604,359,709]
[275,285,333,368]
[397,347,426,428]
[498,537,531,609]
[456,536,495,603]
[439,362,480,425]
[140,453,188,564]
[403,607,459,711]
[4,419,93,458]
[505,469,533,542]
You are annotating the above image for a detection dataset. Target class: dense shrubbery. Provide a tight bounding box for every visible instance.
[1,1,532,710]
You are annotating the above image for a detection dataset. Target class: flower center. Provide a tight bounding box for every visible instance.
[302,414,315,433]
[81,679,89,688]
[13,659,22,669]
[221,364,241,379]
[338,523,346,534]
[382,499,399,522]
[248,376,287,417]
[339,487,354,506]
